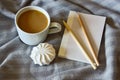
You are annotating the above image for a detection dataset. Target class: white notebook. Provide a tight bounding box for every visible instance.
[58,11,106,63]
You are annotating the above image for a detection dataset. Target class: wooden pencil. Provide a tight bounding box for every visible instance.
[63,20,97,70]
[77,13,99,66]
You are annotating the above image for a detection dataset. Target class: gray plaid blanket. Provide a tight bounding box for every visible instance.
[0,0,120,80]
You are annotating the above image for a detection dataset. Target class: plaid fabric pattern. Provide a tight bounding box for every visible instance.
[0,0,120,80]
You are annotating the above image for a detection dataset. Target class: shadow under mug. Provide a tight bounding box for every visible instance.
[15,6,61,45]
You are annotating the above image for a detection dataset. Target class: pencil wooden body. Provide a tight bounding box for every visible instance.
[63,21,97,70]
[77,13,99,66]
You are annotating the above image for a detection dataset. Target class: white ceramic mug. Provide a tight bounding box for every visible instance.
[15,6,61,45]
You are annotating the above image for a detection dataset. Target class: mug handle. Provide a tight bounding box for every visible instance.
[48,22,62,34]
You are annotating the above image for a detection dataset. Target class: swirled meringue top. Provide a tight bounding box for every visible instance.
[30,43,56,66]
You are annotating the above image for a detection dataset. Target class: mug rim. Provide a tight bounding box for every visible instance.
[15,6,50,35]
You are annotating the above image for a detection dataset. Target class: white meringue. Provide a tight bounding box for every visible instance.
[30,43,56,66]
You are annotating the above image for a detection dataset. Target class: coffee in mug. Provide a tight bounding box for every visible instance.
[17,10,48,33]
[15,6,61,45]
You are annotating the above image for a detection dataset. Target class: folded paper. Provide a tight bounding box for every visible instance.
[58,11,106,63]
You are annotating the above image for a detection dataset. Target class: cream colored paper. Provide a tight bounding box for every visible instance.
[58,11,106,63]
